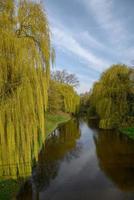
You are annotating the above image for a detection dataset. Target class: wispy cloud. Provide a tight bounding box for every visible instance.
[54,65,99,93]
[82,0,128,43]
[52,26,110,72]
[78,73,98,92]
[44,0,134,92]
[79,31,106,50]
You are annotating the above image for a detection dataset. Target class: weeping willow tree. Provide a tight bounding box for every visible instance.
[91,64,133,129]
[48,80,62,113]
[60,83,80,114]
[48,80,80,114]
[0,0,52,178]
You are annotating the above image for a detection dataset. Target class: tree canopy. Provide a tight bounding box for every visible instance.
[51,70,79,88]
[80,64,134,129]
[0,0,52,177]
[91,64,134,129]
[48,80,80,114]
[0,0,80,179]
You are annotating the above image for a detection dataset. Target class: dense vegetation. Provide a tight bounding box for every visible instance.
[48,79,80,114]
[0,0,52,178]
[51,70,79,88]
[48,70,80,113]
[80,64,134,130]
[0,0,79,195]
[0,1,80,199]
[1,1,134,199]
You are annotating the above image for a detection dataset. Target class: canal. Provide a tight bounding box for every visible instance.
[18,118,134,200]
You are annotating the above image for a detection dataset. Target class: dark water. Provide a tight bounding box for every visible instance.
[18,119,134,200]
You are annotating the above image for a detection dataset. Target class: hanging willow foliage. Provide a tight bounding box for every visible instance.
[48,80,80,114]
[91,64,133,129]
[60,84,80,114]
[0,0,52,178]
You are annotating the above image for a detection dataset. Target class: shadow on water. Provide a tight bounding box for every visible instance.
[17,119,81,199]
[94,129,134,191]
[32,119,81,190]
[1,118,134,199]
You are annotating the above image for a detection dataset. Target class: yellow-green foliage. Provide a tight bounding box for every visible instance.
[91,64,133,129]
[60,84,80,113]
[48,80,62,113]
[0,0,51,178]
[45,113,70,136]
[48,80,80,114]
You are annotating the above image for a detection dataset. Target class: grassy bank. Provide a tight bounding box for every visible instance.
[0,113,70,200]
[120,127,134,139]
[46,113,71,137]
[0,179,22,200]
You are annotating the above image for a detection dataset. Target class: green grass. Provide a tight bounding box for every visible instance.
[0,113,70,200]
[120,127,134,139]
[46,113,71,137]
[0,179,22,200]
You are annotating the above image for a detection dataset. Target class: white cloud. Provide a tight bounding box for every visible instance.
[79,31,106,50]
[52,26,110,72]
[82,0,128,43]
[77,73,98,93]
[78,82,94,94]
[44,0,134,93]
[51,66,98,93]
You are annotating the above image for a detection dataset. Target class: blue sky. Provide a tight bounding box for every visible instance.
[43,0,134,93]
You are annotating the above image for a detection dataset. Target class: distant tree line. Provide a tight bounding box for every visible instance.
[48,70,80,114]
[51,70,79,88]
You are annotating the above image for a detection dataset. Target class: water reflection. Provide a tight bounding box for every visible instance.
[18,119,81,198]
[2,118,134,199]
[33,119,80,188]
[94,129,134,191]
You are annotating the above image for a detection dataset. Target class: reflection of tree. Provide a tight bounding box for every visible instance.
[94,130,134,191]
[87,118,99,129]
[31,119,81,191]
[65,143,82,162]
[16,180,33,200]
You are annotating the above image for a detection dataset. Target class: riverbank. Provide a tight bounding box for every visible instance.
[120,127,134,139]
[0,179,22,200]
[46,112,71,138]
[0,113,71,200]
